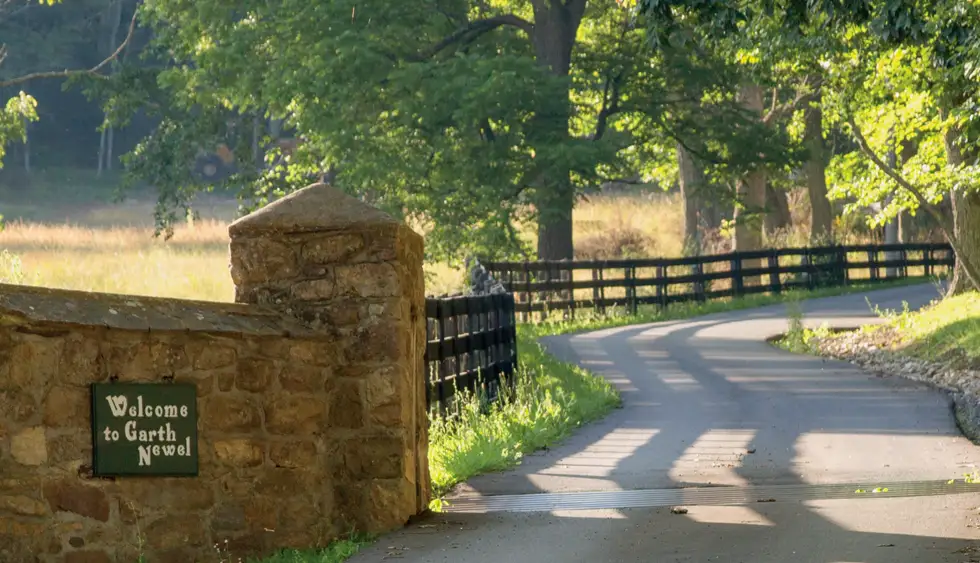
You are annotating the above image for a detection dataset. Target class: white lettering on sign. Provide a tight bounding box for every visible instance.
[105,395,189,419]
[101,394,194,467]
[137,436,192,467]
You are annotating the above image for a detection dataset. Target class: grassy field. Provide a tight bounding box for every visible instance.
[0,182,883,300]
[0,191,694,299]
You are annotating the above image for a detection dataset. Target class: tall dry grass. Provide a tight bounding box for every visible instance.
[0,190,861,301]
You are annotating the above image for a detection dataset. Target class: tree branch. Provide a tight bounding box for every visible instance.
[413,14,533,61]
[480,118,496,142]
[847,117,980,290]
[761,76,821,125]
[0,8,138,88]
[592,70,624,141]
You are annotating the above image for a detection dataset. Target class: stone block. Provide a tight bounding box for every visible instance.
[58,337,101,386]
[144,513,207,549]
[63,551,111,563]
[202,395,262,433]
[43,386,88,428]
[236,358,280,392]
[335,263,400,298]
[10,427,47,466]
[342,434,404,480]
[187,341,237,369]
[119,480,215,512]
[7,338,62,392]
[254,469,313,497]
[46,432,90,465]
[0,389,37,423]
[279,365,326,393]
[269,441,317,469]
[300,233,365,264]
[264,396,326,435]
[291,278,336,301]
[211,503,247,533]
[43,480,110,522]
[229,237,299,287]
[326,378,365,429]
[0,494,47,516]
[213,439,264,468]
[288,341,332,366]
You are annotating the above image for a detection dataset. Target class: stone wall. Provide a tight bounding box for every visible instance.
[0,183,430,563]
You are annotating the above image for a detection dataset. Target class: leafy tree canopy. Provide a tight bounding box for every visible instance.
[97,0,791,263]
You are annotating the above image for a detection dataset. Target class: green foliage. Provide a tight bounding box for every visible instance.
[76,0,801,262]
[0,249,34,284]
[243,536,372,563]
[0,92,37,167]
[778,295,832,355]
[427,330,621,498]
[864,290,980,363]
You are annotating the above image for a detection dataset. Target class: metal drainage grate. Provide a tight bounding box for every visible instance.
[444,480,980,513]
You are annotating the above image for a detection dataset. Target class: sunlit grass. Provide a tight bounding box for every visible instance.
[855,290,980,363]
[0,193,709,299]
[427,330,621,498]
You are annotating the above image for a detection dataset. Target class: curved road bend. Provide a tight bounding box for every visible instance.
[351,284,980,563]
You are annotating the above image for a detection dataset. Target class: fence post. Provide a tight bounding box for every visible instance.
[565,260,575,321]
[837,245,849,286]
[436,300,451,409]
[507,293,518,394]
[521,262,531,323]
[657,263,668,309]
[868,249,879,282]
[767,249,780,294]
[804,249,816,290]
[731,255,744,298]
[693,260,706,302]
[591,267,601,316]
[627,265,638,315]
[599,266,607,316]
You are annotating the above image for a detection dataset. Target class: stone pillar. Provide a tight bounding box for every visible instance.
[228,182,430,531]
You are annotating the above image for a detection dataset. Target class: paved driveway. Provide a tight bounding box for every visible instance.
[350,285,980,563]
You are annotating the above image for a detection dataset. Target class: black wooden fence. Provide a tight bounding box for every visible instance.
[483,242,955,321]
[423,293,519,410]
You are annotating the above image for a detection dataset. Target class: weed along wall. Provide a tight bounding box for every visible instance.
[0,182,430,563]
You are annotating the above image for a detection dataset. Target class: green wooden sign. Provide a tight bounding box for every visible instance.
[90,383,199,476]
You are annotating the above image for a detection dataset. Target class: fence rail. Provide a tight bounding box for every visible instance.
[483,243,955,321]
[423,293,518,410]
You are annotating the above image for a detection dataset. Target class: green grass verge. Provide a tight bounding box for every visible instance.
[427,330,621,499]
[247,536,372,563]
[849,289,980,364]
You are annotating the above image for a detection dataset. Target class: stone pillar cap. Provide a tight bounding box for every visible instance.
[229,183,400,237]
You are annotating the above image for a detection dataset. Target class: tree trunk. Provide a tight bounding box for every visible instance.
[97,128,108,176]
[677,142,704,254]
[764,182,791,237]
[733,84,766,284]
[22,118,30,174]
[97,0,124,176]
[804,89,833,244]
[943,126,980,295]
[529,0,585,261]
